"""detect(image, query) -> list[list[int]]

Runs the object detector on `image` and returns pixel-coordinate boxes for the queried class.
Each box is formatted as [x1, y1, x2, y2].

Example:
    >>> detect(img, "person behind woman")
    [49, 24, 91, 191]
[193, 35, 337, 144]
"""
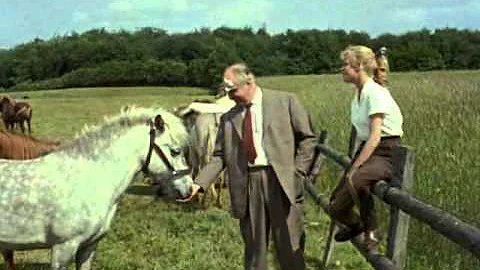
[329, 45, 403, 249]
[374, 47, 389, 87]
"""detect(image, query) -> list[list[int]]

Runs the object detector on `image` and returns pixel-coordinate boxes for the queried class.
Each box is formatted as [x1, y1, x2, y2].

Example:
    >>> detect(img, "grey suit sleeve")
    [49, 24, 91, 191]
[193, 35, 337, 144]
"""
[289, 95, 317, 176]
[194, 115, 226, 192]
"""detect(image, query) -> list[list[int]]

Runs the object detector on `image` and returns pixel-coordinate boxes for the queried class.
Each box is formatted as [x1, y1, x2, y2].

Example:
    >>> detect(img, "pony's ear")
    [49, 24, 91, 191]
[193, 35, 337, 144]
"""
[154, 114, 165, 132]
[146, 118, 154, 128]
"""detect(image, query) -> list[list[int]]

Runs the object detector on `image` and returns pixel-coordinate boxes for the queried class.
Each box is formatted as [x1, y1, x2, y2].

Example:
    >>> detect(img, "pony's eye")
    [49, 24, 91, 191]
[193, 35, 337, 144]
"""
[170, 148, 181, 157]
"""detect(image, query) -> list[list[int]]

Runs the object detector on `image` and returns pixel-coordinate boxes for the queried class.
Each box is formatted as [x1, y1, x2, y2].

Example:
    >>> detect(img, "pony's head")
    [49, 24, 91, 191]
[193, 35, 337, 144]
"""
[0, 96, 14, 106]
[131, 107, 193, 200]
[73, 106, 194, 200]
[0, 96, 15, 114]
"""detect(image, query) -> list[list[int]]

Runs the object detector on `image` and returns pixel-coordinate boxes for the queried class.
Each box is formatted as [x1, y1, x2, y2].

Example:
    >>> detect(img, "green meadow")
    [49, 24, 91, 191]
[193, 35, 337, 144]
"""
[2, 70, 479, 269]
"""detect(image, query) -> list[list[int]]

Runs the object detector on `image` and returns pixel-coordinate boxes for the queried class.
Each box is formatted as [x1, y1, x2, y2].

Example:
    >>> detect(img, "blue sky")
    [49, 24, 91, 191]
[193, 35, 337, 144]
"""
[1, 0, 479, 48]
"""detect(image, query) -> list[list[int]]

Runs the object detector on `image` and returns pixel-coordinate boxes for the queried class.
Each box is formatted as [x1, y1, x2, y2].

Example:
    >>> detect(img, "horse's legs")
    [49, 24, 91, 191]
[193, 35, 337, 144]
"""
[19, 123, 24, 134]
[75, 241, 99, 270]
[215, 173, 225, 208]
[74, 205, 117, 270]
[51, 240, 80, 270]
[28, 110, 32, 134]
[7, 121, 14, 132]
[27, 118, 31, 134]
[1, 250, 15, 270]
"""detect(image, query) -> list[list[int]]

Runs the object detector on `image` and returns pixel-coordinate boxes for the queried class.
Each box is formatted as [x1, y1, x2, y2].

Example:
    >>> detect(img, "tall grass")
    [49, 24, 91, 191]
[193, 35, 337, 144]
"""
[2, 71, 479, 269]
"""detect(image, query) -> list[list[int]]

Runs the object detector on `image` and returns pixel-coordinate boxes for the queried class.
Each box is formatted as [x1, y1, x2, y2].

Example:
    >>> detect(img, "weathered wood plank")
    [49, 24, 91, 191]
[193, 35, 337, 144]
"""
[322, 222, 337, 268]
[317, 144, 351, 169]
[304, 179, 329, 210]
[386, 146, 415, 269]
[307, 130, 329, 183]
[351, 237, 402, 270]
[320, 127, 356, 268]
[374, 181, 480, 258]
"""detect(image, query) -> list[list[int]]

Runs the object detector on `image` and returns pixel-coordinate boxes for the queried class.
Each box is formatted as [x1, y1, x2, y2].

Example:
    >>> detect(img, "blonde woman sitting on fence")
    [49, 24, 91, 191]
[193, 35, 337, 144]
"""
[329, 45, 404, 250]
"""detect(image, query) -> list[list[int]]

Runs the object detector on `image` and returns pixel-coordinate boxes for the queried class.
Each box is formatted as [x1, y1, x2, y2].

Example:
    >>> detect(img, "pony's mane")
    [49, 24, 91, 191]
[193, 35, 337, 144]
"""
[61, 105, 188, 156]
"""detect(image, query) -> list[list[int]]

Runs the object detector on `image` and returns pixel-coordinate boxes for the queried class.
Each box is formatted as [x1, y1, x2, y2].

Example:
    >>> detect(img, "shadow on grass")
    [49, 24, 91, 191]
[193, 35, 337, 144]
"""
[1, 262, 50, 270]
[306, 254, 325, 269]
[125, 184, 208, 213]
[125, 184, 158, 196]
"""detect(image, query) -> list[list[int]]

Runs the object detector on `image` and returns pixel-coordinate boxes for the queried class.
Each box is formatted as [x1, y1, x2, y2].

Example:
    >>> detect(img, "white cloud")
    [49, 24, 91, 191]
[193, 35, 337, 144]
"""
[108, 0, 190, 14]
[205, 0, 274, 28]
[163, 0, 189, 12]
[108, 0, 134, 12]
[72, 11, 89, 23]
[391, 6, 428, 25]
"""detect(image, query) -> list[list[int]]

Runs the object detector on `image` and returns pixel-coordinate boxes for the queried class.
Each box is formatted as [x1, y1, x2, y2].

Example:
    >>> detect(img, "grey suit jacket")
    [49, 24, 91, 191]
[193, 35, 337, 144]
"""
[195, 89, 317, 219]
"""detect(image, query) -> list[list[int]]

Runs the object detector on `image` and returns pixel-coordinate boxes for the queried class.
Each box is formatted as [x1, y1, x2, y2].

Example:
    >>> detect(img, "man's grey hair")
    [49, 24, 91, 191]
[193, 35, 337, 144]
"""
[228, 63, 255, 85]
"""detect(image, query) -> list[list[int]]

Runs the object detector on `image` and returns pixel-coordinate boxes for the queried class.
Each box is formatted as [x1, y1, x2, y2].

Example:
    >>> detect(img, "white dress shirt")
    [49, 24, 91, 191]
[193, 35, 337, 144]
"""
[248, 87, 269, 166]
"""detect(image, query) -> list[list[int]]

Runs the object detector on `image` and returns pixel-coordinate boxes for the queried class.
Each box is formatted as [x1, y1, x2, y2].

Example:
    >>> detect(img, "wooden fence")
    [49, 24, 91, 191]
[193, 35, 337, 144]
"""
[305, 131, 480, 270]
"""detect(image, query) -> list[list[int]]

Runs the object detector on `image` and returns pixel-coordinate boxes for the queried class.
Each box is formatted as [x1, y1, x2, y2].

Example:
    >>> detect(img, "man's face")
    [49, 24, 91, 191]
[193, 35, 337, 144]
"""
[223, 72, 250, 103]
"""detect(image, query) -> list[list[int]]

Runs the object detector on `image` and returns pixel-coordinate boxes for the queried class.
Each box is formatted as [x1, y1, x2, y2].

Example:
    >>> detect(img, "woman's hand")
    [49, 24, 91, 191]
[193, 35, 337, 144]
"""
[345, 166, 358, 182]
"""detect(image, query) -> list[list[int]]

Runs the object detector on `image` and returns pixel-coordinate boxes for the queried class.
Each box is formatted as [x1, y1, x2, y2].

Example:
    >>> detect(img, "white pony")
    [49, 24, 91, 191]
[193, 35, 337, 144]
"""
[176, 95, 235, 206]
[0, 106, 193, 270]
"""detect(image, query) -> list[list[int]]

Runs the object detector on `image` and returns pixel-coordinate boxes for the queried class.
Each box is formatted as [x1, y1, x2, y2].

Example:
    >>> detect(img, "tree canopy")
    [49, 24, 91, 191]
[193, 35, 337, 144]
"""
[1, 27, 479, 91]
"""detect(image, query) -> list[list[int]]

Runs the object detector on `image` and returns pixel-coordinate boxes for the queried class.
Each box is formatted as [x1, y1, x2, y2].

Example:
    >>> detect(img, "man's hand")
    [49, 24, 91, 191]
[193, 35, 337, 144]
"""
[176, 183, 202, 203]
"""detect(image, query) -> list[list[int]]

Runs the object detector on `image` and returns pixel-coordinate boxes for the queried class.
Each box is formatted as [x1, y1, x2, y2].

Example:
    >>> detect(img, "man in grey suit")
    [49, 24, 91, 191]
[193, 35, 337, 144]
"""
[179, 63, 317, 270]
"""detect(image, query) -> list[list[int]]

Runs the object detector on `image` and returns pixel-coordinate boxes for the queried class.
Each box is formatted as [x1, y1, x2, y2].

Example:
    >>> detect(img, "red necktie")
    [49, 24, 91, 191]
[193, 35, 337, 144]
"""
[243, 103, 257, 163]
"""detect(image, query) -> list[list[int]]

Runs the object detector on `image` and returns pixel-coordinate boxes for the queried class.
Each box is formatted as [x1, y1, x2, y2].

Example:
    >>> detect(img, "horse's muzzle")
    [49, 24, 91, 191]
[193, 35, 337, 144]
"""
[176, 185, 193, 200]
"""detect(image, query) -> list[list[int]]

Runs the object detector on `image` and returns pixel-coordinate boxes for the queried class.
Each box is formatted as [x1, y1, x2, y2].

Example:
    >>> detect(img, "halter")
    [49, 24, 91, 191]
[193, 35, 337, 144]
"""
[141, 117, 190, 181]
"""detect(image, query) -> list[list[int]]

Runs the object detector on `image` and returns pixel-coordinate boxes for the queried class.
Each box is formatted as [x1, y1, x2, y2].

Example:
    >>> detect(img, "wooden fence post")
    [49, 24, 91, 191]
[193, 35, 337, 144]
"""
[386, 146, 415, 269]
[321, 222, 338, 268]
[321, 127, 356, 268]
[308, 130, 329, 184]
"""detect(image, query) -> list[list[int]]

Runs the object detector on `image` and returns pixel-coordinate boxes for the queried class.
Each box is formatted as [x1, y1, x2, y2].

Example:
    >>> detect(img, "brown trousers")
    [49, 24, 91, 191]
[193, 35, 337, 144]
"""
[329, 138, 400, 231]
[239, 166, 305, 270]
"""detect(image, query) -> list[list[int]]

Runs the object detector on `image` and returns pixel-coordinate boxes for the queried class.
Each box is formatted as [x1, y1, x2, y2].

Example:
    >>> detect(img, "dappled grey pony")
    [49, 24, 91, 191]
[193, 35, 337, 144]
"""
[0, 106, 193, 270]
[177, 96, 235, 206]
[188, 112, 221, 178]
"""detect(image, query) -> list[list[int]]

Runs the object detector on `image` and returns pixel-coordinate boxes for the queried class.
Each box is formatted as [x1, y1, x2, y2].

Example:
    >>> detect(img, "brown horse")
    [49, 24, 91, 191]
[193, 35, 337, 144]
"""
[0, 130, 60, 270]
[0, 97, 33, 134]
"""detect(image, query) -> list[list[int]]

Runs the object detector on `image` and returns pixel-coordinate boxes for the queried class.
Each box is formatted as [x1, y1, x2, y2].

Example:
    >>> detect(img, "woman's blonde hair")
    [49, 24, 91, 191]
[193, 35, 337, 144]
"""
[340, 45, 377, 76]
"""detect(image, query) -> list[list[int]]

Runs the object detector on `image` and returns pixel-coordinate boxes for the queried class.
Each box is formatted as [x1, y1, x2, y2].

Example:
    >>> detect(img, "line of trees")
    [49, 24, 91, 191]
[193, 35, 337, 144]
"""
[1, 27, 479, 91]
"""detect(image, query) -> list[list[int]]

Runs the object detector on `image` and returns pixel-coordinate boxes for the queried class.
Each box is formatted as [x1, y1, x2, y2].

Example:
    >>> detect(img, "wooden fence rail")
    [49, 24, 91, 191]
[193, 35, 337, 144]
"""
[373, 181, 480, 258]
[307, 137, 480, 269]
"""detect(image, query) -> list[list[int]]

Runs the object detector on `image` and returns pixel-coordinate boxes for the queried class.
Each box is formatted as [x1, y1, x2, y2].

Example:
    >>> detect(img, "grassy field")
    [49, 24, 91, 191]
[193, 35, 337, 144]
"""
[1, 70, 479, 269]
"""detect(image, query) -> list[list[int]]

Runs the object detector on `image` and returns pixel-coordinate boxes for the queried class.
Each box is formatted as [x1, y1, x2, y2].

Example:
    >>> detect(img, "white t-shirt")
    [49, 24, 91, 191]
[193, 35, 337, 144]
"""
[351, 78, 403, 141]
